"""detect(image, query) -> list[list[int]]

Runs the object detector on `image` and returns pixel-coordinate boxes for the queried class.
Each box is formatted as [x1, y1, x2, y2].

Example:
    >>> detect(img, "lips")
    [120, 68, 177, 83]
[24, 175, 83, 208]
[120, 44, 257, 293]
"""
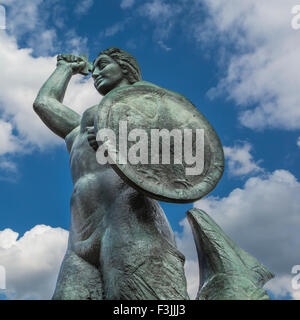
[95, 76, 103, 87]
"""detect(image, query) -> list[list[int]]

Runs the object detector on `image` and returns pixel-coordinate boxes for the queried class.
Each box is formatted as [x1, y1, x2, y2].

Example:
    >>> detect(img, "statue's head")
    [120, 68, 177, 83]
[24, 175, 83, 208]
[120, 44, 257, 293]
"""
[92, 47, 142, 95]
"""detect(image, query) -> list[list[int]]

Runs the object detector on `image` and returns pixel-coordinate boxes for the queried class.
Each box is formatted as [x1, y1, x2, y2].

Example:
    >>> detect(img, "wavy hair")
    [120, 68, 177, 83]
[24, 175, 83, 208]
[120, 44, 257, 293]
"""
[96, 47, 142, 84]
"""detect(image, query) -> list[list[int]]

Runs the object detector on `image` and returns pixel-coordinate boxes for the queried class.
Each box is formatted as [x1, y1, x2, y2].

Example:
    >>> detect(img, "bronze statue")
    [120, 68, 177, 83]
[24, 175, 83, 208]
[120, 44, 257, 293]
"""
[33, 47, 273, 300]
[34, 48, 189, 299]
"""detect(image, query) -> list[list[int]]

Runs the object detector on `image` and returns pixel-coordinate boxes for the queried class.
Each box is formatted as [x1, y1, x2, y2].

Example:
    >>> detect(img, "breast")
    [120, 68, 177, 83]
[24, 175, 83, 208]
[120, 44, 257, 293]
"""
[69, 132, 130, 216]
[69, 131, 102, 181]
[80, 104, 98, 133]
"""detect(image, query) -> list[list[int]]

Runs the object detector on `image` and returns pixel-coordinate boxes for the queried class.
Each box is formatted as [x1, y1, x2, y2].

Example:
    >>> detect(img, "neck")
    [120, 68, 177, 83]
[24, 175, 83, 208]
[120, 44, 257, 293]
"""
[115, 78, 130, 89]
[101, 78, 131, 96]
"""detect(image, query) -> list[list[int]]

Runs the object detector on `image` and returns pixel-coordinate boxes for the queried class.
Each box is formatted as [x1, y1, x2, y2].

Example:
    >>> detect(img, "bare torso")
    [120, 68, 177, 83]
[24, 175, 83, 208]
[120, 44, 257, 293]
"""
[65, 105, 181, 270]
[34, 56, 188, 299]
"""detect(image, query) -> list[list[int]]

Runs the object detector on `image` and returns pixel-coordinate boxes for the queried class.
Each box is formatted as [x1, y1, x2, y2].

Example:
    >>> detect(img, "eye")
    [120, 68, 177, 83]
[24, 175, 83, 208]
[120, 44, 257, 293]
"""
[99, 63, 107, 69]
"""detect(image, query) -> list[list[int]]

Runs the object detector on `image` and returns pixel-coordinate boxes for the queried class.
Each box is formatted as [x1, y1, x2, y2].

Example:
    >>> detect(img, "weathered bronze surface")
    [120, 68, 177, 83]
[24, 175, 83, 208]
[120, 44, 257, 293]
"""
[33, 47, 273, 300]
[187, 209, 274, 300]
[33, 49, 189, 300]
[95, 83, 224, 203]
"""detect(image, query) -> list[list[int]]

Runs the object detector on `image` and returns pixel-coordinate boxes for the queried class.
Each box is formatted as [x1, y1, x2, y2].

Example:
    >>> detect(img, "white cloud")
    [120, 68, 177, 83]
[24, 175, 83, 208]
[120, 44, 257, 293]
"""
[140, 0, 174, 21]
[190, 169, 300, 299]
[297, 137, 300, 148]
[0, 120, 22, 155]
[2, 0, 43, 37]
[2, 0, 60, 56]
[0, 160, 16, 172]
[292, 290, 300, 300]
[121, 0, 135, 9]
[201, 0, 300, 130]
[0, 229, 18, 249]
[64, 77, 101, 115]
[63, 30, 89, 56]
[104, 22, 127, 37]
[176, 169, 300, 299]
[0, 32, 56, 146]
[0, 31, 100, 156]
[28, 29, 58, 57]
[264, 274, 295, 299]
[2, 1, 90, 56]
[138, 0, 182, 40]
[0, 225, 68, 299]
[0, 120, 19, 178]
[0, 5, 5, 30]
[75, 0, 94, 16]
[224, 142, 262, 176]
[157, 40, 171, 51]
[0, 2, 100, 166]
[0, 2, 99, 176]
[175, 218, 199, 299]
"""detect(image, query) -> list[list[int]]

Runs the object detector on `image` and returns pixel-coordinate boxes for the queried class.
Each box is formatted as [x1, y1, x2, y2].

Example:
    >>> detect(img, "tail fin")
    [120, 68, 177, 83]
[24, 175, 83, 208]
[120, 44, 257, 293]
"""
[187, 208, 274, 300]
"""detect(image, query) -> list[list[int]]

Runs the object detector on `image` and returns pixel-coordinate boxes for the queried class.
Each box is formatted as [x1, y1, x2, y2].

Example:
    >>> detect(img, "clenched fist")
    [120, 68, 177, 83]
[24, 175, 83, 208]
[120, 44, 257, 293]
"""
[57, 54, 92, 76]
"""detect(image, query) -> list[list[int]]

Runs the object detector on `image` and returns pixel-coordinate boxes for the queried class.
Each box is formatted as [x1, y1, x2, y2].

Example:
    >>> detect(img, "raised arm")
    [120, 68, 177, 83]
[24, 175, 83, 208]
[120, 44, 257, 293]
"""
[33, 55, 88, 139]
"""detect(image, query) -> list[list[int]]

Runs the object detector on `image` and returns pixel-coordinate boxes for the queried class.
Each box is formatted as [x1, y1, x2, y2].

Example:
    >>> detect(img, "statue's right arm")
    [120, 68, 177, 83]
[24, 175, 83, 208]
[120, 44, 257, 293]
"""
[33, 60, 82, 139]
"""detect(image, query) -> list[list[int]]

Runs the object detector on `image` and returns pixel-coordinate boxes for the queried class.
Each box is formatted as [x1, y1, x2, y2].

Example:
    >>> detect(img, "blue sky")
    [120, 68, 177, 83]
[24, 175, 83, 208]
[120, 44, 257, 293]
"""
[0, 0, 300, 300]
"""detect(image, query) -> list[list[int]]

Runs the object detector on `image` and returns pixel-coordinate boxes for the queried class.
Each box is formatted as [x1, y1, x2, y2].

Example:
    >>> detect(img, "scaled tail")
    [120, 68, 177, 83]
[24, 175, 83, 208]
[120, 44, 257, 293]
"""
[187, 208, 274, 300]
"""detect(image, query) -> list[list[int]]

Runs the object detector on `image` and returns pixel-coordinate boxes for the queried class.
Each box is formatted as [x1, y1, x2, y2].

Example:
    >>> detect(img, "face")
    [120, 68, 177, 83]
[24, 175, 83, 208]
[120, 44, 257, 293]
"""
[92, 54, 128, 95]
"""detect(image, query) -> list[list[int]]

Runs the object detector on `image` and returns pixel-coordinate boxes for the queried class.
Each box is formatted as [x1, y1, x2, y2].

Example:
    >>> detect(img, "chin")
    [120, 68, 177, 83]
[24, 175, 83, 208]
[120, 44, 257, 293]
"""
[94, 84, 106, 96]
[99, 85, 113, 96]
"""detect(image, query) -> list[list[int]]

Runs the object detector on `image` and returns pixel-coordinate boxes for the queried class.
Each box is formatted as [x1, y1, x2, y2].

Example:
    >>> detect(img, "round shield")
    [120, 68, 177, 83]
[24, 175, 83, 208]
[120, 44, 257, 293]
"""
[95, 83, 224, 203]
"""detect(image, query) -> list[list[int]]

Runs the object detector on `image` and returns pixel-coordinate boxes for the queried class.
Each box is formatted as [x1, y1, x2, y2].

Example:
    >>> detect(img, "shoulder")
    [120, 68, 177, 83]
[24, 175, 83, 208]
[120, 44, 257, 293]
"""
[64, 104, 99, 153]
[132, 80, 177, 96]
[132, 80, 163, 89]
[133, 80, 186, 100]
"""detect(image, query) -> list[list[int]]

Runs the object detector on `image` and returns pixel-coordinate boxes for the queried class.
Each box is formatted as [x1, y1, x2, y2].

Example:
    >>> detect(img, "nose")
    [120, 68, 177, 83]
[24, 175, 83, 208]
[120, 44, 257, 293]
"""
[92, 67, 100, 79]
